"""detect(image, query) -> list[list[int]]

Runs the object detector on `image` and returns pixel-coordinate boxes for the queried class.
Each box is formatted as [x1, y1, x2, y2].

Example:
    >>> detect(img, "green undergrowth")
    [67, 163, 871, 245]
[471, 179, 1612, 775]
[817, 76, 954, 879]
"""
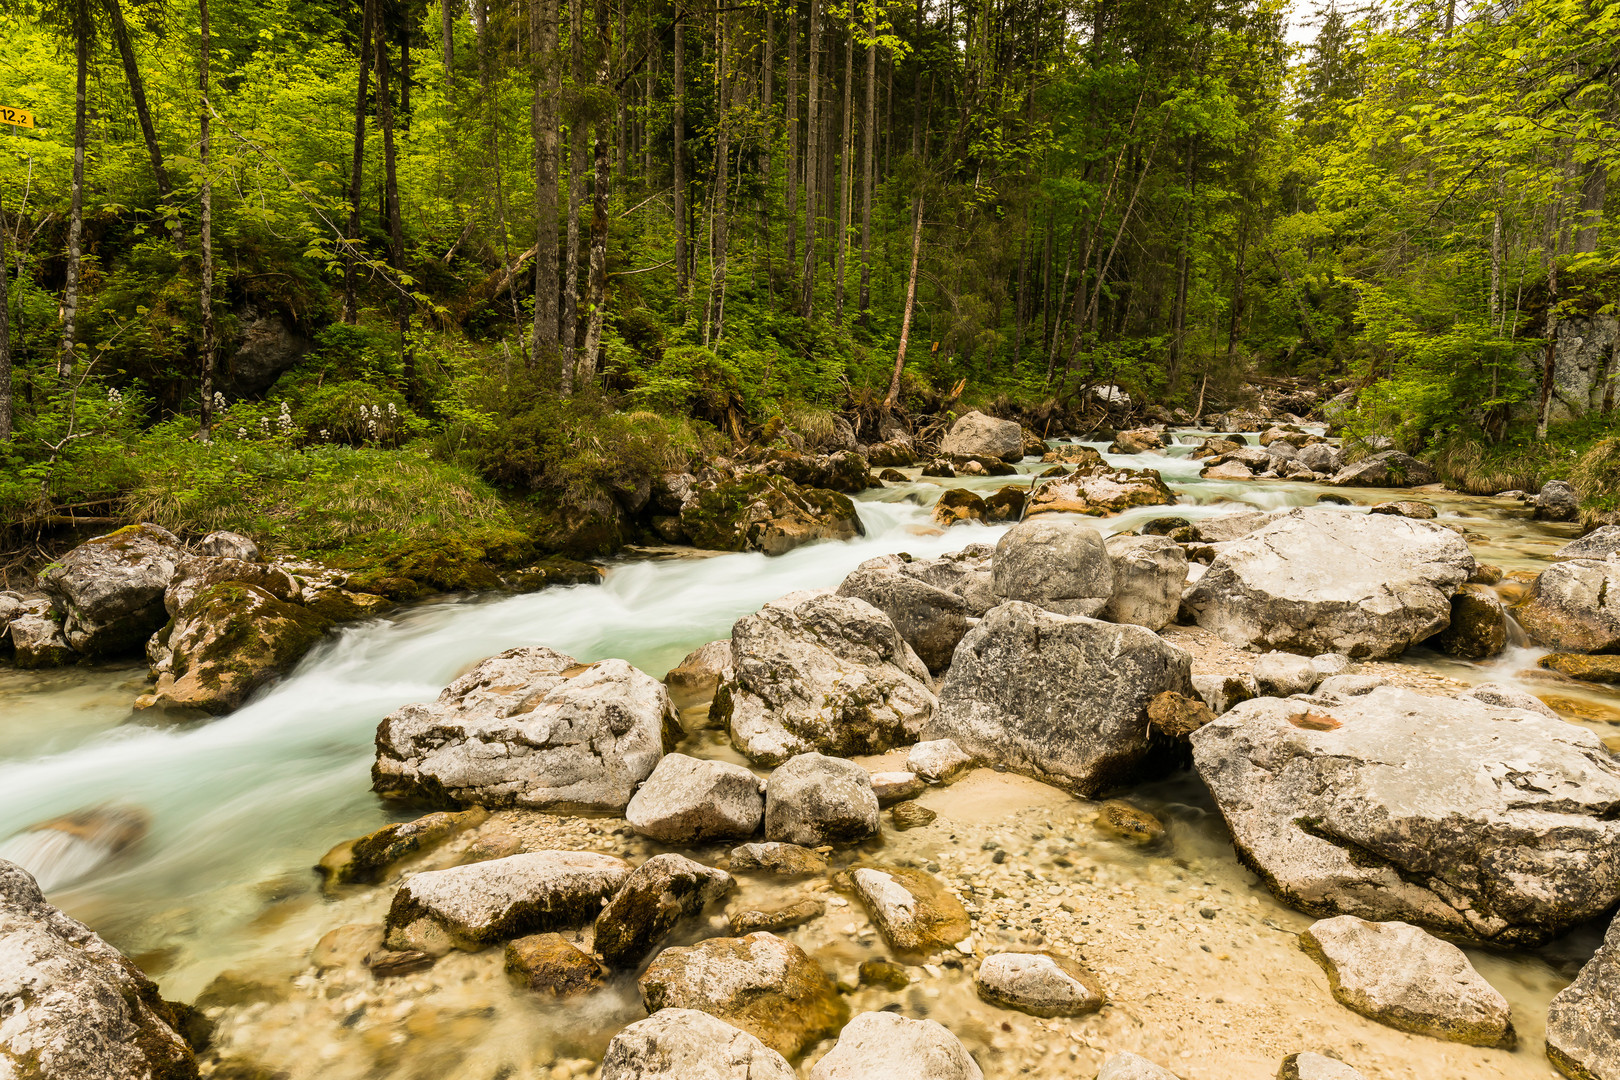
[1422, 418, 1620, 511]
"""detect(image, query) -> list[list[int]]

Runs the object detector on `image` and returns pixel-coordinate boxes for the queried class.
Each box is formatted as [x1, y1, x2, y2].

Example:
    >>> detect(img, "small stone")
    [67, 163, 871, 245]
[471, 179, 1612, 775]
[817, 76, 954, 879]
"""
[505, 933, 601, 995]
[364, 949, 436, 978]
[974, 951, 1104, 1017]
[1095, 1052, 1182, 1079]
[870, 771, 926, 806]
[891, 802, 937, 831]
[600, 1008, 794, 1080]
[764, 753, 880, 847]
[1369, 501, 1436, 520]
[1146, 690, 1216, 738]
[807, 1011, 983, 1080]
[1277, 1052, 1366, 1080]
[311, 924, 383, 970]
[907, 739, 974, 784]
[858, 959, 910, 990]
[1095, 801, 1165, 845]
[849, 866, 971, 954]
[729, 842, 828, 877]
[728, 897, 826, 935]
[1253, 651, 1321, 696]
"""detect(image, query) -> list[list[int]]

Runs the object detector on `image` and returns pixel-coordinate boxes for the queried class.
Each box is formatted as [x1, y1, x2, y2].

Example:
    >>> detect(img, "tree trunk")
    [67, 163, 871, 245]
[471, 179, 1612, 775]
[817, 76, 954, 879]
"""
[834, 18, 852, 320]
[0, 189, 10, 442]
[59, 4, 89, 379]
[400, 26, 411, 122]
[562, 0, 587, 388]
[533, 0, 562, 371]
[375, 21, 412, 397]
[198, 0, 215, 439]
[443, 0, 454, 95]
[884, 195, 924, 409]
[706, 11, 731, 342]
[799, 0, 821, 318]
[343, 0, 376, 325]
[673, 15, 688, 300]
[760, 5, 773, 291]
[858, 10, 875, 319]
[106, 0, 176, 233]
[785, 0, 799, 272]
[580, 0, 613, 378]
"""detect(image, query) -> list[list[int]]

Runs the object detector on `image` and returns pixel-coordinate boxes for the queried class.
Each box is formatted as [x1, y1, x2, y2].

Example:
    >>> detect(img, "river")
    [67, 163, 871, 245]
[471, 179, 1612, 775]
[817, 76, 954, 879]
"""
[0, 433, 1597, 1079]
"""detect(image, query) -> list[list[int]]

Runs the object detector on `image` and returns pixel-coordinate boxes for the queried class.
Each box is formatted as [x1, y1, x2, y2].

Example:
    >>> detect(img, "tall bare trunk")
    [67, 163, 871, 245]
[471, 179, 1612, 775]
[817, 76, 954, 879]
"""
[580, 0, 613, 377]
[673, 16, 689, 300]
[59, 5, 88, 380]
[442, 0, 454, 96]
[858, 9, 875, 319]
[759, 5, 773, 290]
[785, 0, 799, 272]
[833, 19, 852, 320]
[107, 0, 176, 235]
[708, 13, 731, 342]
[198, 0, 215, 439]
[799, 0, 822, 318]
[884, 195, 924, 409]
[0, 189, 11, 441]
[534, 0, 562, 371]
[562, 0, 587, 388]
[343, 0, 376, 325]
[376, 21, 412, 398]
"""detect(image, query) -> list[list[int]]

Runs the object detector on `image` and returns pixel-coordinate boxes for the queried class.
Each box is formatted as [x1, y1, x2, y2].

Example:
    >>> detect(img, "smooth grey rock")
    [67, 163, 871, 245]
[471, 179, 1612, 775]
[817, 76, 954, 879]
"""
[384, 851, 630, 953]
[1254, 651, 1321, 696]
[1315, 674, 1387, 699]
[0, 860, 196, 1080]
[1191, 685, 1620, 945]
[39, 523, 182, 657]
[594, 854, 732, 968]
[199, 530, 262, 561]
[870, 771, 926, 805]
[1554, 526, 1620, 563]
[1311, 653, 1353, 679]
[907, 739, 973, 784]
[1517, 559, 1620, 653]
[1278, 1053, 1365, 1080]
[1463, 682, 1558, 719]
[941, 410, 1024, 463]
[714, 594, 936, 766]
[974, 951, 1104, 1017]
[1536, 479, 1581, 522]
[1298, 443, 1344, 474]
[639, 932, 847, 1060]
[991, 519, 1115, 617]
[837, 565, 970, 673]
[600, 1009, 795, 1080]
[1299, 915, 1513, 1046]
[9, 613, 74, 668]
[808, 1011, 984, 1080]
[764, 753, 880, 846]
[626, 754, 764, 844]
[1191, 672, 1256, 715]
[1096, 1053, 1182, 1080]
[665, 639, 734, 704]
[1328, 450, 1438, 488]
[1101, 534, 1187, 631]
[1190, 510, 1284, 543]
[927, 602, 1193, 796]
[1547, 909, 1620, 1080]
[373, 647, 680, 812]
[863, 546, 998, 617]
[1181, 508, 1475, 659]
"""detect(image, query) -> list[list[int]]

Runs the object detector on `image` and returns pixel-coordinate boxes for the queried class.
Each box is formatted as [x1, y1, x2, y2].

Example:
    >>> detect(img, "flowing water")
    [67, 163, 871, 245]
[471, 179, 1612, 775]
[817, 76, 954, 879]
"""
[0, 433, 1603, 1079]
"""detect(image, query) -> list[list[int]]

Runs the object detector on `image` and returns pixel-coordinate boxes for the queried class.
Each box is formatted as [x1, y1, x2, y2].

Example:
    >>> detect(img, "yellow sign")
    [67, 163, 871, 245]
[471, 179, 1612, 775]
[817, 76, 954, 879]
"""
[0, 107, 34, 128]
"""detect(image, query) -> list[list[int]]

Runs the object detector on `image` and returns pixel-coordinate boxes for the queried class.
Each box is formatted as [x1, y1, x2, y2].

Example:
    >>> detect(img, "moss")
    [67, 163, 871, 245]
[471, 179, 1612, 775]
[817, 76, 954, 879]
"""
[336, 530, 532, 599]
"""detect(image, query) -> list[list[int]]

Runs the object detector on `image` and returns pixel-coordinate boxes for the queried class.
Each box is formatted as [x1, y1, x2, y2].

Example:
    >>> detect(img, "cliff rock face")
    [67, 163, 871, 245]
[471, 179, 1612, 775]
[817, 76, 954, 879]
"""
[1543, 314, 1620, 421]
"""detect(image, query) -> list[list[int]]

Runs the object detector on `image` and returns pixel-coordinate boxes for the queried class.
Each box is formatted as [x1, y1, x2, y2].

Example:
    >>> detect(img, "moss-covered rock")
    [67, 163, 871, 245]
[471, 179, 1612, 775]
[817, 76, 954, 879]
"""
[503, 557, 604, 593]
[932, 488, 986, 527]
[39, 523, 184, 658]
[1540, 653, 1620, 684]
[1430, 584, 1508, 660]
[315, 808, 489, 893]
[679, 475, 863, 555]
[1025, 467, 1176, 517]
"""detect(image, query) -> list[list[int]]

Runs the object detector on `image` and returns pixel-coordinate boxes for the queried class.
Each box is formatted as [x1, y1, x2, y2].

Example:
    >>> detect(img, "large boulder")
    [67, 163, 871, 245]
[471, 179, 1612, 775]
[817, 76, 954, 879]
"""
[1297, 443, 1344, 474]
[1100, 534, 1186, 631]
[638, 932, 847, 1059]
[679, 475, 864, 555]
[10, 612, 74, 668]
[1516, 559, 1620, 653]
[991, 518, 1116, 617]
[941, 411, 1025, 463]
[0, 860, 198, 1080]
[1547, 910, 1620, 1080]
[39, 523, 183, 657]
[163, 555, 298, 616]
[137, 583, 328, 715]
[1299, 915, 1513, 1047]
[600, 1009, 795, 1080]
[1536, 479, 1581, 522]
[625, 754, 764, 844]
[1328, 450, 1438, 488]
[764, 753, 880, 846]
[594, 854, 732, 968]
[1554, 526, 1620, 562]
[1189, 510, 1285, 544]
[836, 566, 969, 674]
[384, 850, 630, 953]
[861, 546, 997, 616]
[808, 1012, 983, 1080]
[373, 647, 681, 811]
[713, 594, 936, 766]
[926, 602, 1193, 796]
[848, 865, 971, 954]
[1190, 685, 1620, 945]
[1024, 468, 1175, 517]
[1180, 509, 1475, 659]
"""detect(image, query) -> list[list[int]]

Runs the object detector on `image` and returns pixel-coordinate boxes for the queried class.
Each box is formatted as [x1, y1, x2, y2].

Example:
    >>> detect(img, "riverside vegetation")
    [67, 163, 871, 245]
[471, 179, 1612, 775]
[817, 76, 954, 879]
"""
[3, 0, 1620, 1076]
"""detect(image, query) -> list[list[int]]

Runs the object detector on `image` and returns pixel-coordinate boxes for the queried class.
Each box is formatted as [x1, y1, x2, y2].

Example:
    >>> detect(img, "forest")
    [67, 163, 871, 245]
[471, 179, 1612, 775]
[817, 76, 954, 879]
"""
[0, 0, 1616, 570]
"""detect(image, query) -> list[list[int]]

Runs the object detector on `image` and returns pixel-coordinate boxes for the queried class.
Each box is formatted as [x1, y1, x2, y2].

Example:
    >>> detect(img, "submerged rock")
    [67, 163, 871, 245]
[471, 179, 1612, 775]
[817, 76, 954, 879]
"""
[836, 565, 969, 674]
[504, 933, 601, 996]
[808, 1011, 984, 1080]
[849, 865, 971, 954]
[638, 932, 847, 1059]
[316, 807, 489, 891]
[1546, 910, 1620, 1080]
[1517, 559, 1620, 653]
[594, 853, 732, 968]
[1191, 685, 1620, 945]
[975, 951, 1105, 1017]
[625, 754, 764, 845]
[1095, 1052, 1182, 1079]
[927, 602, 1193, 796]
[1095, 801, 1165, 845]
[764, 753, 880, 846]
[0, 859, 197, 1080]
[40, 523, 183, 657]
[1277, 1054, 1365, 1080]
[714, 593, 936, 766]
[1541, 653, 1620, 685]
[384, 850, 630, 953]
[729, 842, 828, 877]
[1299, 915, 1513, 1047]
[600, 1009, 795, 1080]
[728, 896, 825, 934]
[373, 647, 680, 812]
[1181, 508, 1475, 659]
